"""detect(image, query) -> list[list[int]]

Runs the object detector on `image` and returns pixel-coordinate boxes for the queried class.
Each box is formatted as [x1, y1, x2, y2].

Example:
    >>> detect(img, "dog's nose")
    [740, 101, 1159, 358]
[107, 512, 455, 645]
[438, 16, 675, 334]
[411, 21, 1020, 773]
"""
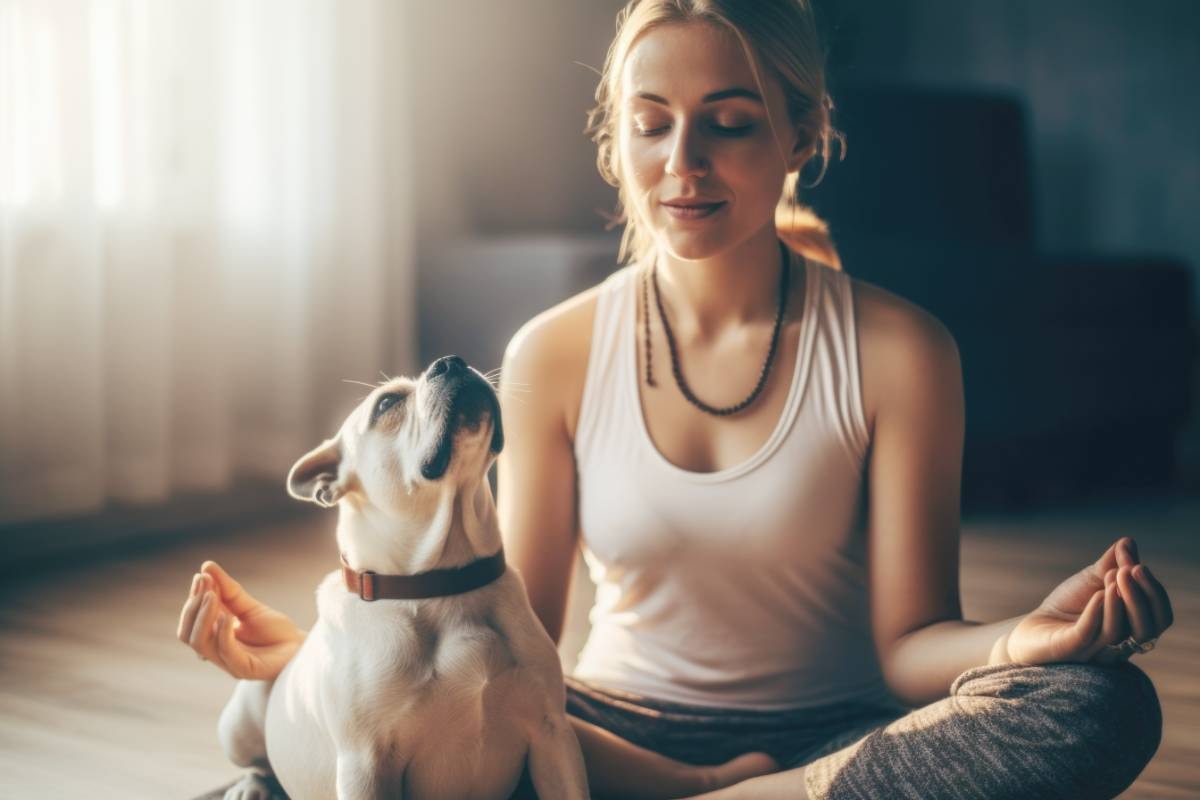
[428, 355, 467, 379]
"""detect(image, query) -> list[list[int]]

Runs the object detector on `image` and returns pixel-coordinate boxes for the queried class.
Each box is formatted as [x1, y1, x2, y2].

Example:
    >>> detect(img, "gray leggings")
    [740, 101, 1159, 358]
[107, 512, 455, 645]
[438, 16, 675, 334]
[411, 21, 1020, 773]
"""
[565, 662, 1162, 799]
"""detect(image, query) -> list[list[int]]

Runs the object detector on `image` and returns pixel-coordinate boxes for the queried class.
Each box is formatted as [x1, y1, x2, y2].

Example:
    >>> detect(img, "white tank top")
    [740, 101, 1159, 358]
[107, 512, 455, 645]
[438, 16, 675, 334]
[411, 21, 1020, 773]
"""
[570, 251, 891, 711]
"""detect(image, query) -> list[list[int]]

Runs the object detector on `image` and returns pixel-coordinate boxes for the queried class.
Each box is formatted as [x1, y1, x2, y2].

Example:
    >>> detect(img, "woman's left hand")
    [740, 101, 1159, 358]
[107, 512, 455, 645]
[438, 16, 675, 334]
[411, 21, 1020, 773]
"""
[1004, 537, 1173, 666]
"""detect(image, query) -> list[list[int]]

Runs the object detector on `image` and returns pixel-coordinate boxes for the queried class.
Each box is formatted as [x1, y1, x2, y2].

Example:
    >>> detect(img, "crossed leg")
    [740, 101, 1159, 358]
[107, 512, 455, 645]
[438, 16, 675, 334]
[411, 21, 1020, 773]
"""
[685, 662, 1162, 800]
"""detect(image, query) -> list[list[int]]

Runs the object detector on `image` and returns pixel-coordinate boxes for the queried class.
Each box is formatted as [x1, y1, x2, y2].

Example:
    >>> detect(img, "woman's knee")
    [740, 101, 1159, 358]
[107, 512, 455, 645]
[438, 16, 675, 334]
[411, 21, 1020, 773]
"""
[956, 661, 1162, 796]
[1081, 662, 1158, 734]
[1022, 662, 1159, 748]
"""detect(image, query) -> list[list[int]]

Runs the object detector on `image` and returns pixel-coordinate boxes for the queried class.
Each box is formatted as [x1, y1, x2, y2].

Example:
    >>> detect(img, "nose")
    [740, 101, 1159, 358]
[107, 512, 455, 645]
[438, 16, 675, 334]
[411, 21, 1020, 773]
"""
[428, 354, 467, 379]
[665, 122, 708, 179]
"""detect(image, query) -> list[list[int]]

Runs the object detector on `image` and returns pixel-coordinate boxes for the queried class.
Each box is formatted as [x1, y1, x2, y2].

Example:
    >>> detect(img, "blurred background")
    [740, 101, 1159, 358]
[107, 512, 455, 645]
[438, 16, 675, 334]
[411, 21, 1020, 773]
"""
[2, 0, 1198, 544]
[1, 1, 1197, 797]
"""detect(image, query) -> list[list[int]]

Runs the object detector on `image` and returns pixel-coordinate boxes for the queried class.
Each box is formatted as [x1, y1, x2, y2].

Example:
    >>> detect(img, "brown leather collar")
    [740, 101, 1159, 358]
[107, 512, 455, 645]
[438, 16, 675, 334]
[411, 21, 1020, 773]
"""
[341, 549, 506, 601]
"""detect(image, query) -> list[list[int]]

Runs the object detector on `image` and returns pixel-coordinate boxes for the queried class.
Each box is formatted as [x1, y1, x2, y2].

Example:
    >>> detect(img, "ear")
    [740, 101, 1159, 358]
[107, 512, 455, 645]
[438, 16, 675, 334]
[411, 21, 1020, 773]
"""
[287, 437, 347, 507]
[786, 126, 817, 174]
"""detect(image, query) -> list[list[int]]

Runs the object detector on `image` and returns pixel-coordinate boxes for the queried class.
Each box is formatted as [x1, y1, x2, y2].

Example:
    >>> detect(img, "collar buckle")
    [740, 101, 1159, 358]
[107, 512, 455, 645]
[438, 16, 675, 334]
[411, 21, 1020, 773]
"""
[358, 570, 377, 602]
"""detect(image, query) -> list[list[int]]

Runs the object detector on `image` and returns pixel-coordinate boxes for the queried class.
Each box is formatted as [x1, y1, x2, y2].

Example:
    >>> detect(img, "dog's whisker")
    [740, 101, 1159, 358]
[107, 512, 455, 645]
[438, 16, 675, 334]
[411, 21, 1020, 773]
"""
[497, 392, 530, 406]
[342, 379, 379, 390]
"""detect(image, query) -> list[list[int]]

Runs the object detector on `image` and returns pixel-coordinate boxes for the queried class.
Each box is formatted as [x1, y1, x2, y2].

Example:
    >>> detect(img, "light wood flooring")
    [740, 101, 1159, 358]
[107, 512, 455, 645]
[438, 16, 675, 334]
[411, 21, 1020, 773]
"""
[1, 491, 1198, 799]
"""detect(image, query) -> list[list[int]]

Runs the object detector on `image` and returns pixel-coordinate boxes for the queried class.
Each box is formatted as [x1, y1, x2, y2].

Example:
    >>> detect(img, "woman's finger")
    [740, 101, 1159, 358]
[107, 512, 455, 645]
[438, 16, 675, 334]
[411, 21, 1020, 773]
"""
[1068, 589, 1105, 652]
[176, 573, 206, 643]
[213, 610, 242, 677]
[1091, 541, 1121, 582]
[201, 561, 262, 617]
[1133, 564, 1174, 634]
[1099, 578, 1129, 648]
[1084, 579, 1129, 664]
[1114, 537, 1139, 569]
[188, 590, 222, 661]
[1116, 566, 1154, 644]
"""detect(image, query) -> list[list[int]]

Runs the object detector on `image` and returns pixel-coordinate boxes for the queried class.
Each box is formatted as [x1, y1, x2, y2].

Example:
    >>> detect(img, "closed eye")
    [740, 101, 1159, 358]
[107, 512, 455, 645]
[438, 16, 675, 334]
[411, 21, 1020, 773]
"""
[633, 122, 755, 138]
[711, 123, 754, 137]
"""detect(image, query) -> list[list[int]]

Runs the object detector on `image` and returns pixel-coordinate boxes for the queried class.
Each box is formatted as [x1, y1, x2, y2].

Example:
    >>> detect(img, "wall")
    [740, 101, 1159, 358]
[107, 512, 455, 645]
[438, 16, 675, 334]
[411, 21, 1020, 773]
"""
[403, 0, 624, 242]
[820, 0, 1200, 479]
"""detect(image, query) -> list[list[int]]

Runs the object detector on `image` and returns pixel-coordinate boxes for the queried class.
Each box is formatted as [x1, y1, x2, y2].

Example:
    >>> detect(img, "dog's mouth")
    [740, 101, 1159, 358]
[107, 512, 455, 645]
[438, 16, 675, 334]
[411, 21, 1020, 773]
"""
[419, 365, 503, 482]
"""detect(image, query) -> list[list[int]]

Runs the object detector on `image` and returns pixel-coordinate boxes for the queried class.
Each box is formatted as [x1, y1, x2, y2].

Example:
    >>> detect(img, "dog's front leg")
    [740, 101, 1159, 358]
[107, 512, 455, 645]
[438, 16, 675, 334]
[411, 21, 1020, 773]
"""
[527, 712, 590, 800]
[217, 679, 278, 800]
[335, 749, 405, 800]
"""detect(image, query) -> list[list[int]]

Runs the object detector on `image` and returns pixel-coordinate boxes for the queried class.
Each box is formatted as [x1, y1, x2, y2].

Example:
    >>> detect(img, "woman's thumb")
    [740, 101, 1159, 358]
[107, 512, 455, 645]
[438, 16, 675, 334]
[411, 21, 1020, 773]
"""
[216, 610, 252, 679]
[200, 561, 260, 616]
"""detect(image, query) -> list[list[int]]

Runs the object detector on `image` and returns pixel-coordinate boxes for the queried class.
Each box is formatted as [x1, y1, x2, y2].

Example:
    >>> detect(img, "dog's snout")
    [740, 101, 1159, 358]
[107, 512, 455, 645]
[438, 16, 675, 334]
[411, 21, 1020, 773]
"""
[428, 355, 467, 379]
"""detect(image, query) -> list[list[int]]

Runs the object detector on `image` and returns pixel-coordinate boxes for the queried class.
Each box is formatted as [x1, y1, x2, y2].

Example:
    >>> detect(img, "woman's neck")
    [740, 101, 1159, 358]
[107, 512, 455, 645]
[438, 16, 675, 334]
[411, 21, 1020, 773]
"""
[654, 224, 786, 339]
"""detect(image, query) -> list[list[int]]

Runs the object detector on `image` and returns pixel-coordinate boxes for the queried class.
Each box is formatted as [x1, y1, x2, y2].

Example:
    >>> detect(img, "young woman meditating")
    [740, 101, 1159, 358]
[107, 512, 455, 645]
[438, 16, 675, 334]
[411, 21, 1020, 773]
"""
[179, 2, 1171, 797]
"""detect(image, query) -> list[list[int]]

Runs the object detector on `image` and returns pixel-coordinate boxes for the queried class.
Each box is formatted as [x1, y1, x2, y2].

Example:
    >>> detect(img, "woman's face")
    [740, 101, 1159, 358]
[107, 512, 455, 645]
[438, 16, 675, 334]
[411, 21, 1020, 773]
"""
[619, 21, 806, 261]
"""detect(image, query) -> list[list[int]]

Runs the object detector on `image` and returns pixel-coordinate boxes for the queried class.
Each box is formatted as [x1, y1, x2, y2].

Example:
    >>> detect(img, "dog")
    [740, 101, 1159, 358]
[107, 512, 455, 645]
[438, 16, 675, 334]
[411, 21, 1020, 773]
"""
[216, 355, 589, 799]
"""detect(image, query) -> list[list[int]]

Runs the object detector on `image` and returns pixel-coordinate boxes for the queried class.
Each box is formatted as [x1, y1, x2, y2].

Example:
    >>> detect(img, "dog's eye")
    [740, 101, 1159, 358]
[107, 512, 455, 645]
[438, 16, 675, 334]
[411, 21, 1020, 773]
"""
[373, 392, 406, 420]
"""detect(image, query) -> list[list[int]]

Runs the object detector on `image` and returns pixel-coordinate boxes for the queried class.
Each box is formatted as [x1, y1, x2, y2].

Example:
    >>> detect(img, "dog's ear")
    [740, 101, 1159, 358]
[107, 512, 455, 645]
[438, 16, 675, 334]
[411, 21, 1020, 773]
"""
[287, 437, 347, 507]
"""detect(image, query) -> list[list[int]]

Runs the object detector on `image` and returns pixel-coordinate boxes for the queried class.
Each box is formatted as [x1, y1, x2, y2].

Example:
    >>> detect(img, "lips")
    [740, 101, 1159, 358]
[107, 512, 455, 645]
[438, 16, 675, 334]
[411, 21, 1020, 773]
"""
[661, 200, 726, 220]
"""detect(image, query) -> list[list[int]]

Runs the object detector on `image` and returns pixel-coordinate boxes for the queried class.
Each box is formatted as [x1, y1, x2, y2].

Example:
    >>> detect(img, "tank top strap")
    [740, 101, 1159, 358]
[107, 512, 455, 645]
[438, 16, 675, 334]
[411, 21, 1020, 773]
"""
[812, 264, 871, 464]
[574, 266, 636, 459]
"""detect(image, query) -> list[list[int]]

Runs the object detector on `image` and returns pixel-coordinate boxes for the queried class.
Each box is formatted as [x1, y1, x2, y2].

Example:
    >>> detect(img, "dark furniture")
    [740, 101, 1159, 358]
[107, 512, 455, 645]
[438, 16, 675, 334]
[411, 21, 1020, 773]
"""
[807, 85, 1196, 511]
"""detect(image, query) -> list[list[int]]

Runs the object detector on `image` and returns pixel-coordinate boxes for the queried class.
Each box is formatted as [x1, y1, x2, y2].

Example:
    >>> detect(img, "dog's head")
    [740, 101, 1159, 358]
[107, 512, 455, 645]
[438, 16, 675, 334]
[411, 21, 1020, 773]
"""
[286, 355, 504, 513]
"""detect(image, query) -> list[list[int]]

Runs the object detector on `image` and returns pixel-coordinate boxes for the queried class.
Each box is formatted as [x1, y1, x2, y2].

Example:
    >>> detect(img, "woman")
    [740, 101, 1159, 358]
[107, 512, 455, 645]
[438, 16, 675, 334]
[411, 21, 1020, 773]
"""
[180, 2, 1172, 798]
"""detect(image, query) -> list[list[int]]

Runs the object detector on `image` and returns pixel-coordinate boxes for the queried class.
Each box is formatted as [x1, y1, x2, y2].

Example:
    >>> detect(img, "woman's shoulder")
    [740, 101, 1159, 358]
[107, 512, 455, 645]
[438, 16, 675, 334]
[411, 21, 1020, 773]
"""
[848, 274, 953, 342]
[502, 267, 633, 437]
[848, 274, 961, 435]
[503, 271, 616, 369]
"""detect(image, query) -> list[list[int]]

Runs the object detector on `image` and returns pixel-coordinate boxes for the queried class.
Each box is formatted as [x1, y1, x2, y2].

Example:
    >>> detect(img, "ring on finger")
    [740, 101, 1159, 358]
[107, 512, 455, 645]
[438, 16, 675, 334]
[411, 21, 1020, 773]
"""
[1101, 634, 1157, 660]
[1132, 636, 1157, 653]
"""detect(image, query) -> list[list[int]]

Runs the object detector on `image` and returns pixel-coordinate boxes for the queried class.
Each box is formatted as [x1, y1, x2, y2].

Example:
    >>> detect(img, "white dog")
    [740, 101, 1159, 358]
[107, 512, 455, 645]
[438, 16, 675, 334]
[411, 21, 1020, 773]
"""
[216, 355, 589, 800]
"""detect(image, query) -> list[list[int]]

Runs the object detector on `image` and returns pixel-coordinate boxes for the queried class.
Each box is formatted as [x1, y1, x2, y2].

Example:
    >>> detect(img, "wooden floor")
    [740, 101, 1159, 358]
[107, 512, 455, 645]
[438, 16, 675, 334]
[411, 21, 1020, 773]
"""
[1, 491, 1198, 799]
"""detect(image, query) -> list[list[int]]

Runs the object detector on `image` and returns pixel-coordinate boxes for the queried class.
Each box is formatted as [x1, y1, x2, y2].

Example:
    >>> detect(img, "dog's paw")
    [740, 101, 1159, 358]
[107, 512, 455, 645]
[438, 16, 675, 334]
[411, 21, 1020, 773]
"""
[222, 772, 279, 800]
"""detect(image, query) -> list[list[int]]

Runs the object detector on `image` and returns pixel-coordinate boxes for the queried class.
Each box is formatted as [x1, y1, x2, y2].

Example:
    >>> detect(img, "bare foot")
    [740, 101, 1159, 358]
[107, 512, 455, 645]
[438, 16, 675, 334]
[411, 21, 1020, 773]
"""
[691, 752, 780, 795]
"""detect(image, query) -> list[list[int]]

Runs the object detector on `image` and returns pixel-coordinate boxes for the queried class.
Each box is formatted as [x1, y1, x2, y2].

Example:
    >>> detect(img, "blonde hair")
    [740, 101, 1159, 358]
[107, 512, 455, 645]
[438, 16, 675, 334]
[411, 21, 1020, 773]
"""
[586, 0, 845, 269]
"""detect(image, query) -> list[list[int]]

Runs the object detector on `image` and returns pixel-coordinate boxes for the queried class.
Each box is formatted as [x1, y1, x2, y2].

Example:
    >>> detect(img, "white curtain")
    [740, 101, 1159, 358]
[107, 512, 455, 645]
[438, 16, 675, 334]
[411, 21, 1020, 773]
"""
[0, 0, 416, 524]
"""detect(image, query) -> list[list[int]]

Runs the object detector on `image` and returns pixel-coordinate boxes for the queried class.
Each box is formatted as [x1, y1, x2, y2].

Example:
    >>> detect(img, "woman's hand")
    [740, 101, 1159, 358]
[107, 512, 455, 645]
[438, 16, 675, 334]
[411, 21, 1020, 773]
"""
[176, 560, 307, 681]
[1005, 537, 1173, 666]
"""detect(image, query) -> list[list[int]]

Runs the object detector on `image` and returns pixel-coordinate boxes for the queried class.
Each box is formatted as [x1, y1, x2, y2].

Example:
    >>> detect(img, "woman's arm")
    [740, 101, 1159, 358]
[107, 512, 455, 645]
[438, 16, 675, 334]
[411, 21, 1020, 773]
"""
[859, 288, 1173, 708]
[859, 291, 980, 707]
[497, 296, 596, 644]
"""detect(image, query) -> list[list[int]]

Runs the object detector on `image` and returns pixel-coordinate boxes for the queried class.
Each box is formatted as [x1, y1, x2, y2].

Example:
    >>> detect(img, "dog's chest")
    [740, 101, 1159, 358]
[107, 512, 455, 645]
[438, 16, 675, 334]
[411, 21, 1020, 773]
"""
[269, 576, 547, 799]
[316, 576, 523, 714]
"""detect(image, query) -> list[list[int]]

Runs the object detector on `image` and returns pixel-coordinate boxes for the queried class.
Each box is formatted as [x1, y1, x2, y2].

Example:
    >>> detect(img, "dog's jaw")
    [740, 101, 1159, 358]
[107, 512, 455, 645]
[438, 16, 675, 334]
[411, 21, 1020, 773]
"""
[418, 371, 503, 483]
[336, 471, 502, 577]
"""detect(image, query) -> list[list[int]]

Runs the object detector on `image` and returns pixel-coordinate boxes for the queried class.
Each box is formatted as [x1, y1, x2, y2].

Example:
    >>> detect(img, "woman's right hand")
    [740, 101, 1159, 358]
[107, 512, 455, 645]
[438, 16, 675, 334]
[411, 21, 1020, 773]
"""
[176, 560, 307, 681]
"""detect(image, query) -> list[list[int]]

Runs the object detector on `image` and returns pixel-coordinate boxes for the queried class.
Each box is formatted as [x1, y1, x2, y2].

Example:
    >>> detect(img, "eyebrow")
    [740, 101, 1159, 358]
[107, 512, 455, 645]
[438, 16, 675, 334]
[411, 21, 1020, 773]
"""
[634, 87, 763, 105]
